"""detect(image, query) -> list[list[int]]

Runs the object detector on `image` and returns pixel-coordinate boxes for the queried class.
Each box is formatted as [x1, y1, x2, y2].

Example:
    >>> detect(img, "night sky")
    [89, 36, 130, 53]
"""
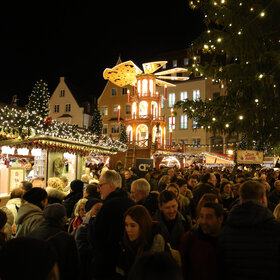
[0, 0, 205, 106]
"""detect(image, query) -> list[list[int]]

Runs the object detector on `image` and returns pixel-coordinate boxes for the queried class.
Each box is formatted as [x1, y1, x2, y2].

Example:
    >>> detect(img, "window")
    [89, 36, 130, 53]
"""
[193, 119, 197, 128]
[142, 79, 148, 94]
[101, 106, 108, 116]
[125, 104, 131, 115]
[180, 115, 188, 129]
[182, 139, 188, 145]
[184, 58, 189, 65]
[65, 104, 71, 112]
[102, 124, 108, 135]
[173, 60, 177, 67]
[168, 116, 176, 130]
[180, 91, 188, 101]
[122, 88, 127, 95]
[112, 88, 117, 96]
[60, 89, 65, 97]
[161, 93, 164, 108]
[193, 90, 200, 101]
[168, 93, 175, 107]
[162, 64, 167, 69]
[113, 105, 118, 116]
[54, 104, 60, 113]
[111, 124, 119, 134]
[192, 138, 201, 146]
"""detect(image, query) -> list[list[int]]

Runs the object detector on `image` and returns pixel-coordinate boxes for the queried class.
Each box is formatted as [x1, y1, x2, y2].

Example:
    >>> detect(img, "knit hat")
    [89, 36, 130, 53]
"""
[85, 198, 101, 213]
[0, 209, 7, 230]
[22, 188, 47, 205]
[70, 179, 84, 193]
[0, 237, 57, 280]
[43, 203, 67, 221]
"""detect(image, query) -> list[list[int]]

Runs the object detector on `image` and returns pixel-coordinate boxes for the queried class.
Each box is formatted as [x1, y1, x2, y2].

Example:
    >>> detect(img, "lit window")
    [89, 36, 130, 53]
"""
[193, 90, 200, 101]
[184, 58, 189, 65]
[173, 60, 177, 67]
[169, 93, 176, 107]
[180, 91, 188, 101]
[139, 101, 148, 117]
[113, 105, 118, 116]
[149, 79, 154, 95]
[168, 116, 176, 130]
[193, 120, 197, 128]
[180, 115, 188, 129]
[101, 106, 108, 116]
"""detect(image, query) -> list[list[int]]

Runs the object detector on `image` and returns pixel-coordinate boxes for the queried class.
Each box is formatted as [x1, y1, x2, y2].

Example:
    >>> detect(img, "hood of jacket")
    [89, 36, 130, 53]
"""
[227, 200, 274, 228]
[15, 202, 43, 224]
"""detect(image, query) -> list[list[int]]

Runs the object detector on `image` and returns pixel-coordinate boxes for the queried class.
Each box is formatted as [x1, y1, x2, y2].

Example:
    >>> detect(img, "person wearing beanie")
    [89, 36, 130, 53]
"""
[29, 203, 80, 280]
[15, 188, 47, 238]
[0, 237, 59, 280]
[62, 179, 84, 218]
[0, 209, 7, 249]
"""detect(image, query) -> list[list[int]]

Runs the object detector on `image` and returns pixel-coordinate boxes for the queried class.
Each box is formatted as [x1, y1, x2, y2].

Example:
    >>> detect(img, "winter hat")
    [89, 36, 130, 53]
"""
[70, 179, 84, 193]
[0, 237, 57, 280]
[43, 203, 67, 221]
[22, 188, 47, 205]
[85, 198, 101, 213]
[0, 209, 7, 230]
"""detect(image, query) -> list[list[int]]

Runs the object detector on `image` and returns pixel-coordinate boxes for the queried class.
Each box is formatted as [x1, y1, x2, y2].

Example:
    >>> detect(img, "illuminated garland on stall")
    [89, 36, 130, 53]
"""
[0, 106, 127, 155]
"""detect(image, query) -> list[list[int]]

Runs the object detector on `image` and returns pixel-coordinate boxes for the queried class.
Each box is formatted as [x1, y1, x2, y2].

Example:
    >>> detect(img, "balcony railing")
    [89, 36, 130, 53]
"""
[130, 91, 161, 99]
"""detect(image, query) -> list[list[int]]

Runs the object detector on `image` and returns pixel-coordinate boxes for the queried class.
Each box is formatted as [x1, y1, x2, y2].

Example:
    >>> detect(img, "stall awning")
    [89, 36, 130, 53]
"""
[0, 135, 116, 156]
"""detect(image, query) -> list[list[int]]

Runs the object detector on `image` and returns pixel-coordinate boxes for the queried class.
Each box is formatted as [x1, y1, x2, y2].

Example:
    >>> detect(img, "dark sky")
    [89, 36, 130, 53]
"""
[0, 0, 204, 106]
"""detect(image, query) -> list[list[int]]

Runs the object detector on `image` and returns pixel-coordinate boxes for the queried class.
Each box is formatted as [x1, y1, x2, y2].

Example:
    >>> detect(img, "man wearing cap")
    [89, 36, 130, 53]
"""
[15, 187, 48, 237]
[29, 203, 80, 280]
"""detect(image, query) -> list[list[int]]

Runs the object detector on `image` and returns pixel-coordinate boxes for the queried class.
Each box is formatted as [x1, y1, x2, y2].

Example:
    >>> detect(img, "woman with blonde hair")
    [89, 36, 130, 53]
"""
[46, 177, 67, 204]
[273, 203, 280, 220]
[68, 198, 87, 235]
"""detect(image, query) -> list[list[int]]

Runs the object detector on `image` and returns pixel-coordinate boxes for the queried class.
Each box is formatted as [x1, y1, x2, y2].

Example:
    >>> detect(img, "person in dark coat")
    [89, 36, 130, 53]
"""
[130, 178, 159, 217]
[180, 202, 224, 280]
[29, 203, 80, 280]
[89, 170, 135, 280]
[268, 180, 280, 209]
[62, 179, 84, 218]
[218, 180, 280, 280]
[153, 190, 190, 250]
[0, 209, 7, 249]
[74, 198, 102, 280]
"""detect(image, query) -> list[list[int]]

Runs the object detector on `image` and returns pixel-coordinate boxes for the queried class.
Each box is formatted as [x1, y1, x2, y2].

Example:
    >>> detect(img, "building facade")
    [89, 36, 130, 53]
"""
[49, 77, 93, 128]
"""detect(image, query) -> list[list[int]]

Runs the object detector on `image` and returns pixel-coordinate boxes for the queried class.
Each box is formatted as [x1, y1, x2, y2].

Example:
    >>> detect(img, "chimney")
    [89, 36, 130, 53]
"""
[60, 77, 65, 83]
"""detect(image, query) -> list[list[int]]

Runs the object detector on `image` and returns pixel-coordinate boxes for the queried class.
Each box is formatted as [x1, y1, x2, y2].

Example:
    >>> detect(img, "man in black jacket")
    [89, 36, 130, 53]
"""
[89, 170, 135, 280]
[218, 180, 280, 280]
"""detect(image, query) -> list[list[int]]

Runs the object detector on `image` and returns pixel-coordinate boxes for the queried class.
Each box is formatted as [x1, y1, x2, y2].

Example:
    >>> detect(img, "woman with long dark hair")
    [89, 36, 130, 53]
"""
[116, 205, 166, 279]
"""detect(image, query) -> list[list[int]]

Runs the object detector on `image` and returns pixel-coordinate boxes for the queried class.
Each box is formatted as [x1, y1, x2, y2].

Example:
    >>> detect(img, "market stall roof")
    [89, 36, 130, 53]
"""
[0, 134, 118, 156]
[203, 152, 234, 165]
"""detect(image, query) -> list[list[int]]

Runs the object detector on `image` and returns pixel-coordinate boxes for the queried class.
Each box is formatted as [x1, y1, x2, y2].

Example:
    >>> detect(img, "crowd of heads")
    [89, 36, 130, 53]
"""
[1, 163, 280, 279]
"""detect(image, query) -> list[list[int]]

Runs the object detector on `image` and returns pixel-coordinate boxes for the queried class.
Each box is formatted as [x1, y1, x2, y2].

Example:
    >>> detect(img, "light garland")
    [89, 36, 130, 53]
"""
[0, 106, 127, 154]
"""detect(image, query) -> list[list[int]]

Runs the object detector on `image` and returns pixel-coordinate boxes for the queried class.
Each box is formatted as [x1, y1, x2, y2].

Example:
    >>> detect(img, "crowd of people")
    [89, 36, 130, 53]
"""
[1, 164, 280, 280]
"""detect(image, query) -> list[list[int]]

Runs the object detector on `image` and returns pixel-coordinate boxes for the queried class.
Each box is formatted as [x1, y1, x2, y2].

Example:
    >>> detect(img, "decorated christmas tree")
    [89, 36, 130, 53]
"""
[176, 0, 280, 153]
[90, 108, 103, 137]
[27, 79, 50, 120]
[119, 123, 128, 144]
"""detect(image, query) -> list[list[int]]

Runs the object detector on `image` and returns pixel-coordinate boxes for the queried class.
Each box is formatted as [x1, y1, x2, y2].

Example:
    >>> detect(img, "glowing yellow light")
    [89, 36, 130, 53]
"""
[212, 117, 216, 121]
[255, 99, 259, 103]
[260, 11, 265, 17]
[239, 115, 244, 120]
[225, 124, 229, 128]
[203, 44, 209, 49]
[259, 74, 263, 79]
[217, 38, 222, 43]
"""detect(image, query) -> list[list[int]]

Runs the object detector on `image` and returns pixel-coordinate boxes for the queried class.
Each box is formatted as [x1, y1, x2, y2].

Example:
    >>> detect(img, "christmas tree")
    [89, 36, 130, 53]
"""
[27, 79, 50, 120]
[90, 108, 103, 137]
[176, 0, 280, 152]
[119, 123, 128, 144]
